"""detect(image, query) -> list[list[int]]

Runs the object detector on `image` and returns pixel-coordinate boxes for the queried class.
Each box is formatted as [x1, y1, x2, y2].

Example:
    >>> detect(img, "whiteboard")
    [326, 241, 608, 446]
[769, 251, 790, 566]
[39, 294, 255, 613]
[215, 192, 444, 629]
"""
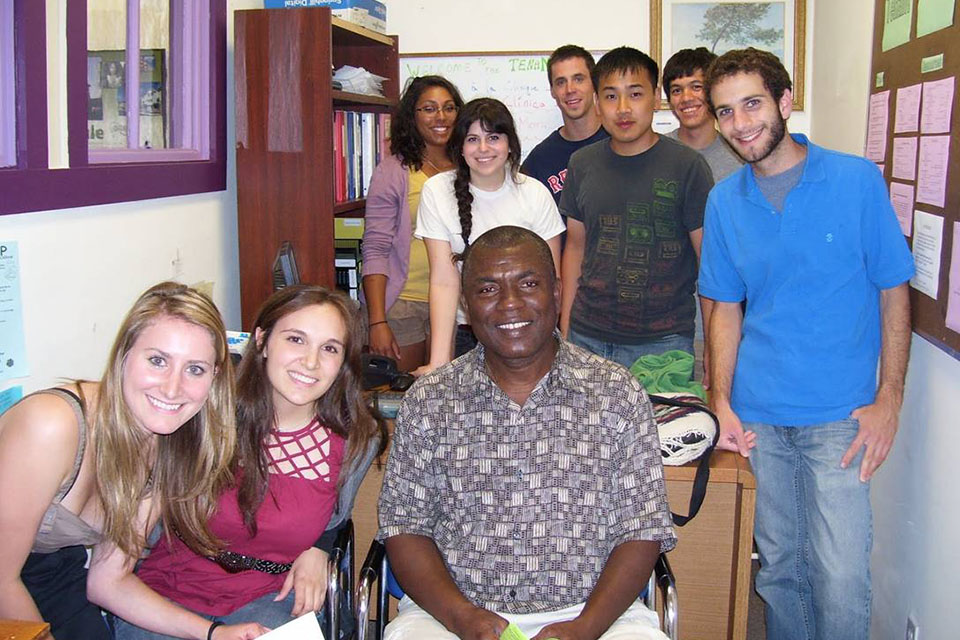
[400, 53, 563, 162]
[399, 52, 681, 161]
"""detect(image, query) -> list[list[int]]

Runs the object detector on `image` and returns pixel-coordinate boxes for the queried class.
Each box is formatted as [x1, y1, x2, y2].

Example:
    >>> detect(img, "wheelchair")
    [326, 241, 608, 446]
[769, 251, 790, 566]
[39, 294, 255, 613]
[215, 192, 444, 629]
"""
[354, 539, 678, 640]
[324, 519, 356, 640]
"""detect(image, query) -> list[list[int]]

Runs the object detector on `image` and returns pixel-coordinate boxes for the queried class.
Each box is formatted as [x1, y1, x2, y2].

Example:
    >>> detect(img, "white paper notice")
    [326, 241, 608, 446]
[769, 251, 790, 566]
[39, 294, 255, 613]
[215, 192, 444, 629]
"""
[866, 91, 890, 162]
[894, 83, 922, 133]
[890, 182, 915, 236]
[891, 137, 918, 180]
[920, 76, 955, 134]
[911, 210, 944, 299]
[946, 221, 960, 333]
[257, 612, 325, 640]
[916, 135, 950, 207]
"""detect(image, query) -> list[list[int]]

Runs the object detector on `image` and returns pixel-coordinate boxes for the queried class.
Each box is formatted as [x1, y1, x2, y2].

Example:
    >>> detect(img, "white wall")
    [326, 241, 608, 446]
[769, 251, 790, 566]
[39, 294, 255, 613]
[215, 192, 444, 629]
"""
[0, 0, 261, 394]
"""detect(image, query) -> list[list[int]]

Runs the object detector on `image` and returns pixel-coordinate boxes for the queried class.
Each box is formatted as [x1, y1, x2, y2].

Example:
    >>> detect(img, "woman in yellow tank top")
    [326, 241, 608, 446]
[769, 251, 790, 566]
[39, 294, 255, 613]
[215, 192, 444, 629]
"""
[361, 76, 464, 372]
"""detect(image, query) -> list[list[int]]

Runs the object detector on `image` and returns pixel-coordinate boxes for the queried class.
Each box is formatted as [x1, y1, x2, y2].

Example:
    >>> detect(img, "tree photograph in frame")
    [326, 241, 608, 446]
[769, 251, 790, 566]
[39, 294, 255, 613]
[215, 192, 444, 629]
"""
[650, 0, 806, 110]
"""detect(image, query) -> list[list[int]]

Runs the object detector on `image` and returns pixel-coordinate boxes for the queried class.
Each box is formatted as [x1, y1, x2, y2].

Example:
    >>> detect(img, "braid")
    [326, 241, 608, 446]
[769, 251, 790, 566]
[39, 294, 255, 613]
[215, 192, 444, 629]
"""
[453, 163, 474, 255]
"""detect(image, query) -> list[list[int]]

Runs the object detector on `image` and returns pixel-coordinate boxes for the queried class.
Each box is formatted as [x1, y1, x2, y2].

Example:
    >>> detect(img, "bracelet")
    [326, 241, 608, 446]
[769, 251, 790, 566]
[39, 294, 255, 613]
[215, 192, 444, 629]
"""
[369, 320, 388, 327]
[207, 620, 224, 640]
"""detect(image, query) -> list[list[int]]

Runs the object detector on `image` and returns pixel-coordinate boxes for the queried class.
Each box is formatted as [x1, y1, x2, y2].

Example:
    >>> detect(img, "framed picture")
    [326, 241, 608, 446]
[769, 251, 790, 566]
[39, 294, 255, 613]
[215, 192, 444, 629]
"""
[650, 0, 806, 110]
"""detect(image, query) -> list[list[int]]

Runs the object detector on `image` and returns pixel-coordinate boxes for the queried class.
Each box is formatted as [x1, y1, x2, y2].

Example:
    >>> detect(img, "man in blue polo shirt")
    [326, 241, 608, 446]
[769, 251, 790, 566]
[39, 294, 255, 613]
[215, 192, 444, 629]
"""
[699, 49, 914, 640]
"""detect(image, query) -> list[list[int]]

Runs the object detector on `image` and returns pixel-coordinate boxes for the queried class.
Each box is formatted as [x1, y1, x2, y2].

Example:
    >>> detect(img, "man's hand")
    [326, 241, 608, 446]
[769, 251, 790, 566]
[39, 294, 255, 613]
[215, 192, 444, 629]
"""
[531, 618, 589, 640]
[844, 392, 901, 482]
[713, 403, 756, 457]
[448, 603, 509, 640]
[275, 547, 328, 616]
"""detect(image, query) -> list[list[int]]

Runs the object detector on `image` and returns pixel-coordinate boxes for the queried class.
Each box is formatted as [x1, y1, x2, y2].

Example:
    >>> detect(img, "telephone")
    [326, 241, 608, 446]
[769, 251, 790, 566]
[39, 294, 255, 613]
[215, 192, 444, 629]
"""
[362, 354, 415, 391]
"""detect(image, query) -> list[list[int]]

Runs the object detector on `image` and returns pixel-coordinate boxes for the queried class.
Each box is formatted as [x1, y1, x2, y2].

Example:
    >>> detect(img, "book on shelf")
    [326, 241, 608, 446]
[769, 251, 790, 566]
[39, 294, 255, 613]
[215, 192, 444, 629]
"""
[333, 110, 390, 204]
[334, 239, 362, 301]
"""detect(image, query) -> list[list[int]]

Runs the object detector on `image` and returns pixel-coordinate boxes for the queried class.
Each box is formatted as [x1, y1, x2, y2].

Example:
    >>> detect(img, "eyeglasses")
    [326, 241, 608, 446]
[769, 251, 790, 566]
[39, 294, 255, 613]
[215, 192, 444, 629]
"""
[415, 104, 459, 116]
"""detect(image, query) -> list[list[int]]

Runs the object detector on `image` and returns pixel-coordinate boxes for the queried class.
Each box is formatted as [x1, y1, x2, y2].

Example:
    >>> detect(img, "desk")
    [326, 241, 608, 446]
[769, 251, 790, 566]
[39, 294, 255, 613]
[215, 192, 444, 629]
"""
[353, 440, 754, 640]
[0, 621, 51, 640]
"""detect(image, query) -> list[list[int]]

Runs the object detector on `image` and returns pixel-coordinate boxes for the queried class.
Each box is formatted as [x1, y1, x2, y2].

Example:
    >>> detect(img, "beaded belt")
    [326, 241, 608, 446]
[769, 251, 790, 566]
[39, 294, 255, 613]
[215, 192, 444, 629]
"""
[210, 549, 292, 575]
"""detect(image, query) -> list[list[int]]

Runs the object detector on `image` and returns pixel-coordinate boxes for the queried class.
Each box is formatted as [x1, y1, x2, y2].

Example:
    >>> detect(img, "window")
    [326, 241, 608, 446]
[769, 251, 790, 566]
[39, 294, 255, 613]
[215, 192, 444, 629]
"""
[0, 0, 225, 215]
[0, 0, 14, 168]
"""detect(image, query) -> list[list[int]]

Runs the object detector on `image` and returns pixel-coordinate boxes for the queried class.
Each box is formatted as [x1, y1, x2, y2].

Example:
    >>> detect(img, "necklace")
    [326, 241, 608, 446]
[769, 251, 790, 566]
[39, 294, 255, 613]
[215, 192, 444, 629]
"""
[423, 155, 453, 174]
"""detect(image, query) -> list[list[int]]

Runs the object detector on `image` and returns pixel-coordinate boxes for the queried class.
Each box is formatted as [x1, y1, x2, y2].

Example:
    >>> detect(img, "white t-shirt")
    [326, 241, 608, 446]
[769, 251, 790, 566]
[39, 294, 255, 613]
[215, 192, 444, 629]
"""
[415, 170, 566, 324]
[415, 171, 566, 255]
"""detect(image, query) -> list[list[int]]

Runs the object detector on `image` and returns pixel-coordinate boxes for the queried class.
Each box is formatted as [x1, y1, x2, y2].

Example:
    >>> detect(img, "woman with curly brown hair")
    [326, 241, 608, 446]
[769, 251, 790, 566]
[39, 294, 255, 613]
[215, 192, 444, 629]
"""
[362, 76, 464, 372]
[413, 97, 565, 376]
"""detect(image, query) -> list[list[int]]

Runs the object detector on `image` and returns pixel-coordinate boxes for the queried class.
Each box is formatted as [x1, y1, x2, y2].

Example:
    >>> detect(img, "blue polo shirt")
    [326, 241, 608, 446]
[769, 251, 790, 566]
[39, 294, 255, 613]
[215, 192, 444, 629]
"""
[699, 134, 915, 426]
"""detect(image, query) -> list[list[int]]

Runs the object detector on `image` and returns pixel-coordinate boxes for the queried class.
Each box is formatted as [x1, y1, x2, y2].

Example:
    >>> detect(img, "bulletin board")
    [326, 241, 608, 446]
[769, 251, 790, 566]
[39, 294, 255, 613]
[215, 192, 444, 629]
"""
[399, 52, 565, 162]
[869, 0, 960, 358]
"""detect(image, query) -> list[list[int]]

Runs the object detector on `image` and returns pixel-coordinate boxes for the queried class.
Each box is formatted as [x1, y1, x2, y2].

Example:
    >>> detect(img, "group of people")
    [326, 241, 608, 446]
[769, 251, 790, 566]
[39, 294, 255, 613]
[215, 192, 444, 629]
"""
[1, 40, 914, 640]
[1, 283, 384, 640]
[366, 43, 914, 640]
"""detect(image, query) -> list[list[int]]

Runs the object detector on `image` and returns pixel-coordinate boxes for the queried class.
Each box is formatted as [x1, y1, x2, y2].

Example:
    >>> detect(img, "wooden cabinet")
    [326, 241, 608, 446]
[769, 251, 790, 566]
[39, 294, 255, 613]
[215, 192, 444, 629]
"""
[234, 8, 398, 328]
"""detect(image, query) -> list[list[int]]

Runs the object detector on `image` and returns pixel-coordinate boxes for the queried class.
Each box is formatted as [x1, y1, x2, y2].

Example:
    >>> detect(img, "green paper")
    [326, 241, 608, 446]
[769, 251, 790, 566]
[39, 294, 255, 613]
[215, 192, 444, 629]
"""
[921, 53, 946, 73]
[882, 0, 913, 51]
[876, 71, 885, 88]
[917, 0, 955, 37]
[500, 623, 529, 640]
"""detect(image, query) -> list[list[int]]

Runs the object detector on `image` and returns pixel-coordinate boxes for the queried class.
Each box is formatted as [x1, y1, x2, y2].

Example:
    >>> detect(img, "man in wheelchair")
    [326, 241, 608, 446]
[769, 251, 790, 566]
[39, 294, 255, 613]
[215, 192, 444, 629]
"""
[377, 226, 677, 640]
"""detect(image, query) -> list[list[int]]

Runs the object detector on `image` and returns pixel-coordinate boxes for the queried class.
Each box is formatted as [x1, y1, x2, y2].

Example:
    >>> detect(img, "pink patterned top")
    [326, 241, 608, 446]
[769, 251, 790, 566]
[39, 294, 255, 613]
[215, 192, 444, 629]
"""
[137, 418, 345, 616]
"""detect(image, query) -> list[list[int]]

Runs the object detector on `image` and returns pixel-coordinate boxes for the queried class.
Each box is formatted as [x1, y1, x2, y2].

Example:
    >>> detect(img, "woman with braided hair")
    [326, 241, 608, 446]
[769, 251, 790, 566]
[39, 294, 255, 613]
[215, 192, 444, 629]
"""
[413, 98, 565, 376]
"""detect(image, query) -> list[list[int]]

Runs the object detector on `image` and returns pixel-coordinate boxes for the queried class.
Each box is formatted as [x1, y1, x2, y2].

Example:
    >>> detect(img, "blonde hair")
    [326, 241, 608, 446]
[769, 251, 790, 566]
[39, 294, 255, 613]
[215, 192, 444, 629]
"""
[95, 281, 235, 557]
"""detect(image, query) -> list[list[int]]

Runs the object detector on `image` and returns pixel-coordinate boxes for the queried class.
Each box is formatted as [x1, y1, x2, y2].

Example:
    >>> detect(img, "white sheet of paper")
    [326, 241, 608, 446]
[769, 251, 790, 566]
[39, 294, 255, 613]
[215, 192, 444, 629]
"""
[916, 135, 950, 207]
[894, 83, 922, 133]
[890, 182, 915, 236]
[920, 76, 955, 134]
[946, 221, 960, 333]
[257, 612, 325, 640]
[911, 210, 944, 299]
[865, 91, 890, 162]
[891, 137, 918, 180]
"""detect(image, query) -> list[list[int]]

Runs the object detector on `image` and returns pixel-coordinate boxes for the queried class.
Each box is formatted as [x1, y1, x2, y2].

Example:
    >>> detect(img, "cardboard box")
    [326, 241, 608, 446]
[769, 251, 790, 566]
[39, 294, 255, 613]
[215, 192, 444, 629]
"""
[264, 0, 387, 33]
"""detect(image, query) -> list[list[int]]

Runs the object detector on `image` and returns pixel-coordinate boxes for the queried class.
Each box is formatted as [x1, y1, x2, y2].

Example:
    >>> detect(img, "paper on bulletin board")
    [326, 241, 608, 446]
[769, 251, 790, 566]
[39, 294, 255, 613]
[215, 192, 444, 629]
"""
[883, 0, 914, 50]
[0, 242, 28, 382]
[917, 0, 955, 38]
[894, 83, 922, 133]
[947, 222, 960, 333]
[916, 135, 950, 207]
[865, 91, 890, 162]
[890, 182, 915, 235]
[911, 210, 945, 299]
[0, 385, 23, 415]
[892, 137, 918, 180]
[920, 76, 955, 134]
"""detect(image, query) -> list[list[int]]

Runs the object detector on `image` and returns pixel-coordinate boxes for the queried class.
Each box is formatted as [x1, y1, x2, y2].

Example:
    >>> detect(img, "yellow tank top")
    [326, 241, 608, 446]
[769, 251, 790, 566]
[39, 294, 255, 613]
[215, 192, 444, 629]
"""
[398, 168, 430, 302]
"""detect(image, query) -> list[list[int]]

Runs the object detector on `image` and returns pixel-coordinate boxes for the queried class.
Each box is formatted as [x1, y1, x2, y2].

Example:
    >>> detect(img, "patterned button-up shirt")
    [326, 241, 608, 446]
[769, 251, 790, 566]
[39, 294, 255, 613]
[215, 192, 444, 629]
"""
[378, 338, 677, 614]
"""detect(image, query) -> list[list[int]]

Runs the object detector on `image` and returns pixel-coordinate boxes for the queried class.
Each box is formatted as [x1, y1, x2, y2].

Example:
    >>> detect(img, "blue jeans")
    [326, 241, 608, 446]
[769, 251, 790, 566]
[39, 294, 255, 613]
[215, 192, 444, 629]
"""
[746, 419, 871, 640]
[567, 329, 694, 370]
[113, 590, 308, 639]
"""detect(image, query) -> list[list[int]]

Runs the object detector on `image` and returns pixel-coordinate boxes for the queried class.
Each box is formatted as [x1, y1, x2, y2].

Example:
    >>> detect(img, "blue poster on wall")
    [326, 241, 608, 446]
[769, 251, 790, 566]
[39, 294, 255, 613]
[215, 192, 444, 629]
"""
[0, 241, 29, 381]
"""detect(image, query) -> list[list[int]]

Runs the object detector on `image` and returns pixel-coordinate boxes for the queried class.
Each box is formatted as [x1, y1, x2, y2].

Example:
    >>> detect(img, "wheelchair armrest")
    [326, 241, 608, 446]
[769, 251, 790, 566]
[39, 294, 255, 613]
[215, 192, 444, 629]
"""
[655, 553, 679, 640]
[356, 540, 387, 640]
[326, 519, 355, 640]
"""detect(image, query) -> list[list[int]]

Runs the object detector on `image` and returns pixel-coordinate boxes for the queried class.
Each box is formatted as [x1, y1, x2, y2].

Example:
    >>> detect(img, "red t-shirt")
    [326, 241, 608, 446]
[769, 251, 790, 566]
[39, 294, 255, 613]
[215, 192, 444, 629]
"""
[137, 419, 344, 616]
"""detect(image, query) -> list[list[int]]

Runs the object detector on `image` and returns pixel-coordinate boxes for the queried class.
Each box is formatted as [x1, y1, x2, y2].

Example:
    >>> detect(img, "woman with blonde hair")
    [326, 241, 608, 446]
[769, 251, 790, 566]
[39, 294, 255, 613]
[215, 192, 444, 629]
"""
[0, 282, 265, 639]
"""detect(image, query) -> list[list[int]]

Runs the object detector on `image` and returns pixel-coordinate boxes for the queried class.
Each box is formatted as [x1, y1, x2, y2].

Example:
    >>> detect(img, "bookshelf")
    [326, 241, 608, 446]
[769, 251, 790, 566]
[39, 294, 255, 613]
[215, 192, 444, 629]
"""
[234, 8, 398, 328]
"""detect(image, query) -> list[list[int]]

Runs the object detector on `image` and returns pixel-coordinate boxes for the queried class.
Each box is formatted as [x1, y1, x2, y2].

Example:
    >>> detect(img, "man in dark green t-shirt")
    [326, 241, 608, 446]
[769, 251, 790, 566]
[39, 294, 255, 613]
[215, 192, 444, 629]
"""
[560, 46, 714, 371]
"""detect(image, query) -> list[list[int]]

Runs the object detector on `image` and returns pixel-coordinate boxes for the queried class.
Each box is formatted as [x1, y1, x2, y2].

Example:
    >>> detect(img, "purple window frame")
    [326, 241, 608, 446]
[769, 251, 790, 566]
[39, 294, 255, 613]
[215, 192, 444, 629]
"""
[0, 0, 14, 168]
[0, 0, 226, 216]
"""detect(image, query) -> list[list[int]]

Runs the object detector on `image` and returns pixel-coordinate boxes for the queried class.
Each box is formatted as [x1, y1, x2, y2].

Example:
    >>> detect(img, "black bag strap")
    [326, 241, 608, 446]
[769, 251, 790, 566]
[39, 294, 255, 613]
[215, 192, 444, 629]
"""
[648, 393, 720, 527]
